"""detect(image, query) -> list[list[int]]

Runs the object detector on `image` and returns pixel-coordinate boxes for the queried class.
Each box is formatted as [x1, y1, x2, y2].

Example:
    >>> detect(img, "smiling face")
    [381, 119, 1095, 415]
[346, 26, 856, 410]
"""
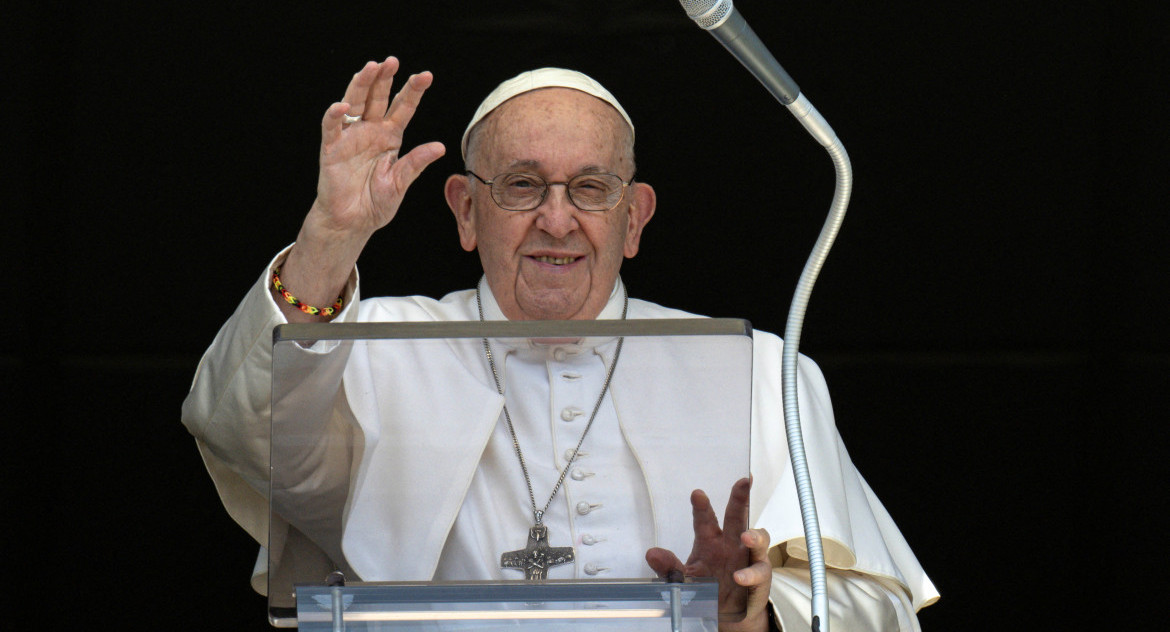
[446, 88, 656, 320]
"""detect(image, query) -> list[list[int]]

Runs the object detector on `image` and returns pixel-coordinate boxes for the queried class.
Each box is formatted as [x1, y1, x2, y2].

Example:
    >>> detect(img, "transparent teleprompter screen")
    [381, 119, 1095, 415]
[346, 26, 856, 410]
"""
[269, 319, 752, 627]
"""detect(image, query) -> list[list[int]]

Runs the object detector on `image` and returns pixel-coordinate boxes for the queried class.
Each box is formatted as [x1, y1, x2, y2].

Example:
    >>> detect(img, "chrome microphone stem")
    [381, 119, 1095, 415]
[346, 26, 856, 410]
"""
[780, 98, 851, 632]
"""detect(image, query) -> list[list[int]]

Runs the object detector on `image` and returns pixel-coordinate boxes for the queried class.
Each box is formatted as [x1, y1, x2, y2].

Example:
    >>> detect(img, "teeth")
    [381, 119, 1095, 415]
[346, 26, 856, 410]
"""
[534, 256, 577, 265]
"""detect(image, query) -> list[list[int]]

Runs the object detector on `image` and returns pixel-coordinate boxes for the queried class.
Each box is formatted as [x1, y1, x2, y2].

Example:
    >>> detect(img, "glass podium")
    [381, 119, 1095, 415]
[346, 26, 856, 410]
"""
[270, 318, 753, 629]
[295, 578, 719, 631]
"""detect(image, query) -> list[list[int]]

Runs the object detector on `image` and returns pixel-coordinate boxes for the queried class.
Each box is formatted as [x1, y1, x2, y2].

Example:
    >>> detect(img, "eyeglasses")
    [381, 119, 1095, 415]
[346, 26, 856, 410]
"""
[466, 170, 634, 212]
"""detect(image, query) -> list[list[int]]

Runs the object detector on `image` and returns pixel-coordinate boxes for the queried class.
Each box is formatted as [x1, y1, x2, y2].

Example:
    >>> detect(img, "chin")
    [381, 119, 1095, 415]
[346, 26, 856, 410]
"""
[518, 293, 588, 321]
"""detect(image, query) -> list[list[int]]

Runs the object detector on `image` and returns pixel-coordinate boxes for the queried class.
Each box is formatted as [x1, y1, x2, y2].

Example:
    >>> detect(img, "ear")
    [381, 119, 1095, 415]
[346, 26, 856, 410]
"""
[623, 181, 656, 258]
[445, 173, 477, 252]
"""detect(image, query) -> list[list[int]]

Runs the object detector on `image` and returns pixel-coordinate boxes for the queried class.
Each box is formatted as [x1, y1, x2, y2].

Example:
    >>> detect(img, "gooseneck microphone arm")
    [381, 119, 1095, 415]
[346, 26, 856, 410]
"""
[678, 2, 853, 631]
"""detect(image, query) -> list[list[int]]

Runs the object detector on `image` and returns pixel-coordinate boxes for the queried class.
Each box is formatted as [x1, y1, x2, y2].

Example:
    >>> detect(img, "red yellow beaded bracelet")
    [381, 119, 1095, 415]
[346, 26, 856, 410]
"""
[272, 267, 345, 317]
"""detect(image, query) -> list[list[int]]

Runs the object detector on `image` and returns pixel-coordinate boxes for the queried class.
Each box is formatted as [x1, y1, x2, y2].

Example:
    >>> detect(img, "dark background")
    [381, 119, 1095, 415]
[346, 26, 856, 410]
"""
[14, 1, 1165, 630]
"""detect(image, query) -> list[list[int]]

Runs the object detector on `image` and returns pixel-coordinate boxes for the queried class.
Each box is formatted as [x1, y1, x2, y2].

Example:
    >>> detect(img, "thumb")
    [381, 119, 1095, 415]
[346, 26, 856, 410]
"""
[383, 141, 447, 192]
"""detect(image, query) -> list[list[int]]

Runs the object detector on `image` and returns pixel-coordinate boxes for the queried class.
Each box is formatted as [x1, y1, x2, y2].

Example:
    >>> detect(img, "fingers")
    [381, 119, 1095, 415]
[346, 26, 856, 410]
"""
[321, 59, 385, 146]
[386, 70, 434, 130]
[733, 529, 774, 626]
[334, 57, 432, 126]
[690, 488, 722, 543]
[733, 528, 771, 587]
[320, 58, 438, 161]
[366, 57, 399, 120]
[645, 547, 686, 578]
[721, 476, 752, 541]
[322, 59, 433, 142]
[341, 58, 393, 119]
[321, 101, 351, 147]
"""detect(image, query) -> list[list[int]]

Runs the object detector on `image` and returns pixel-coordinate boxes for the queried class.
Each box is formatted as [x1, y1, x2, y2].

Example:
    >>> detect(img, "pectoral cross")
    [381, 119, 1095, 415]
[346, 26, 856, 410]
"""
[501, 524, 575, 580]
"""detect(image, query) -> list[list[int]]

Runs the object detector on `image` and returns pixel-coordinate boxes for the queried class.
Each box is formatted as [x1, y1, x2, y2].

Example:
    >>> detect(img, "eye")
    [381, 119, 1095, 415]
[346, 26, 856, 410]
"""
[503, 174, 542, 190]
[575, 178, 605, 191]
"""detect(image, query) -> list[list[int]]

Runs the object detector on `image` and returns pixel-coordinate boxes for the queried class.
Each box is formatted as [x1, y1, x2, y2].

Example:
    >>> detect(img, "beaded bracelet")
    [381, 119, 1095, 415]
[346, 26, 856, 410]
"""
[272, 267, 345, 317]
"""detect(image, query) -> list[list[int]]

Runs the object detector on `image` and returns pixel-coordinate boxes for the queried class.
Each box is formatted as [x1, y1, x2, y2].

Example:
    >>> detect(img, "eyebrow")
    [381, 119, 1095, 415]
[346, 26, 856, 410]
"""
[504, 159, 610, 174]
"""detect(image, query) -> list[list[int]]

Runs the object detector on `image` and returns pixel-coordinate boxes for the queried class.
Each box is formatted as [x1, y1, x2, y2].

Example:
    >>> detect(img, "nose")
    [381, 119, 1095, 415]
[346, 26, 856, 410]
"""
[534, 183, 579, 238]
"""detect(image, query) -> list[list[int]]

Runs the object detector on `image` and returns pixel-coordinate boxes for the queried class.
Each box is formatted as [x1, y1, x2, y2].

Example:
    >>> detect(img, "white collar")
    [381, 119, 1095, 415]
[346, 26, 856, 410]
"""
[475, 277, 627, 357]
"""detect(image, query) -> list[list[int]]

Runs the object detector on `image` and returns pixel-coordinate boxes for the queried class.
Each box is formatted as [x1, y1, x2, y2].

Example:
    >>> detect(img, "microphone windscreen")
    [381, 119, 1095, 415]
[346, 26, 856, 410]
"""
[679, 0, 733, 30]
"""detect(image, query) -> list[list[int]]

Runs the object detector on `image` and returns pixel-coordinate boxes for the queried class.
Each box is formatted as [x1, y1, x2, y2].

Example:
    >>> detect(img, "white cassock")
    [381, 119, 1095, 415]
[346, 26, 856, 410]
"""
[182, 248, 939, 630]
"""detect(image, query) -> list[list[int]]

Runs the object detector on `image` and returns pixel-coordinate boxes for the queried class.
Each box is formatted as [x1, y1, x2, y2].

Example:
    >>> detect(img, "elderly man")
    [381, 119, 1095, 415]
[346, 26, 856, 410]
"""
[182, 57, 936, 631]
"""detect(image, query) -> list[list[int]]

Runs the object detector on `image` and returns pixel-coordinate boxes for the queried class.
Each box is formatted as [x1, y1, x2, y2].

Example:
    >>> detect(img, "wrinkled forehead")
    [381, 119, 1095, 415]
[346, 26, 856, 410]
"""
[460, 67, 635, 159]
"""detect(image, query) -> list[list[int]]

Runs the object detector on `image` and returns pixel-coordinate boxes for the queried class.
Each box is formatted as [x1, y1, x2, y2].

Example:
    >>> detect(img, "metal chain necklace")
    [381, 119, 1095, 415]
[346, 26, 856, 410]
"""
[476, 284, 628, 580]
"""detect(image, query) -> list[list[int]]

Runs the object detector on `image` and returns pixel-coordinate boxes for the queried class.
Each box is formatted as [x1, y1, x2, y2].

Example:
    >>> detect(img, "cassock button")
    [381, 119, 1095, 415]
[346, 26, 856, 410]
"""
[583, 563, 607, 576]
[576, 501, 600, 515]
[570, 468, 594, 481]
[553, 348, 569, 362]
[581, 534, 603, 546]
[561, 407, 584, 421]
[564, 448, 588, 461]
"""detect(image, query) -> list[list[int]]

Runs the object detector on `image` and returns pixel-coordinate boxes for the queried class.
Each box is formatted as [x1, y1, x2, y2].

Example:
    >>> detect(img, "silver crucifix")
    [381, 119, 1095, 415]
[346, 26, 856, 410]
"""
[501, 524, 575, 580]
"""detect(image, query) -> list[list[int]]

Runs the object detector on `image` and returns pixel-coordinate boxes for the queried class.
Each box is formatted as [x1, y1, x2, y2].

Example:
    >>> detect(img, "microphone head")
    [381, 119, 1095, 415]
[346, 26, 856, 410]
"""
[679, 0, 734, 30]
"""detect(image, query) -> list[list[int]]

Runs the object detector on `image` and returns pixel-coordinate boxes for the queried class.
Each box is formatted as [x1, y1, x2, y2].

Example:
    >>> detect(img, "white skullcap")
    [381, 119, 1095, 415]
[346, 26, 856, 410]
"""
[460, 67, 635, 160]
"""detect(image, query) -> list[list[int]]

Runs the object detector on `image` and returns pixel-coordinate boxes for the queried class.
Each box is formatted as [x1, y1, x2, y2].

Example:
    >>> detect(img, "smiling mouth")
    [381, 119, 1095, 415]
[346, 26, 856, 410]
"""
[532, 255, 579, 265]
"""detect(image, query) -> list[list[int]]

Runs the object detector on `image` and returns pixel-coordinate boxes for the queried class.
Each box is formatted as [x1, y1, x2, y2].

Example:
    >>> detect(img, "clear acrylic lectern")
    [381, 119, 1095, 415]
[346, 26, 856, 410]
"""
[270, 318, 753, 629]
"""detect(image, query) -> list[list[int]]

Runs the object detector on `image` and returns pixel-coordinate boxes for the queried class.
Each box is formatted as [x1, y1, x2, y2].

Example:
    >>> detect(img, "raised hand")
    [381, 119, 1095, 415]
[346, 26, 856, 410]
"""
[312, 56, 446, 237]
[646, 477, 773, 632]
[277, 57, 446, 322]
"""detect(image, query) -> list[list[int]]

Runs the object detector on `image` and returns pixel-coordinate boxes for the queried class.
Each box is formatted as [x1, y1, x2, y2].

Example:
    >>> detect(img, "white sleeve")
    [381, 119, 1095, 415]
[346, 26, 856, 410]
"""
[180, 246, 359, 547]
[770, 565, 922, 632]
[750, 333, 939, 611]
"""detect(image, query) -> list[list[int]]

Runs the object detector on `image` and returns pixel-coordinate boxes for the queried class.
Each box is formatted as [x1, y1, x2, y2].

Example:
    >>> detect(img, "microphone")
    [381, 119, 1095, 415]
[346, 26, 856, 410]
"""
[679, 0, 836, 147]
[678, 0, 800, 105]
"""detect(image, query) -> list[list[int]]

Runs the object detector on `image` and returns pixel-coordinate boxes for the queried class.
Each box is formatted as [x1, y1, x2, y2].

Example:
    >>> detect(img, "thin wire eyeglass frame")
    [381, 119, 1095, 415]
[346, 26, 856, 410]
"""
[466, 170, 635, 212]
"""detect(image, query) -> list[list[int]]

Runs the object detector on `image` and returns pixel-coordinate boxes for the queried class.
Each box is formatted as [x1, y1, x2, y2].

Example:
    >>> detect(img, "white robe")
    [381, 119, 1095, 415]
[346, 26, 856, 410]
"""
[182, 250, 939, 630]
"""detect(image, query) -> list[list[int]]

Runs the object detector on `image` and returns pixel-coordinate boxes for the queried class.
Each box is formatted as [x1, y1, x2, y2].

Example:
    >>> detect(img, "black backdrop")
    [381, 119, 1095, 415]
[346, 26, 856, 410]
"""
[14, 1, 1165, 630]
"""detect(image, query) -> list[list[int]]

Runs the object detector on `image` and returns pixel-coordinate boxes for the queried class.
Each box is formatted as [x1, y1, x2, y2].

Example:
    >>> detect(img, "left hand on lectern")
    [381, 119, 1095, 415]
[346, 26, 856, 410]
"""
[646, 477, 773, 632]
